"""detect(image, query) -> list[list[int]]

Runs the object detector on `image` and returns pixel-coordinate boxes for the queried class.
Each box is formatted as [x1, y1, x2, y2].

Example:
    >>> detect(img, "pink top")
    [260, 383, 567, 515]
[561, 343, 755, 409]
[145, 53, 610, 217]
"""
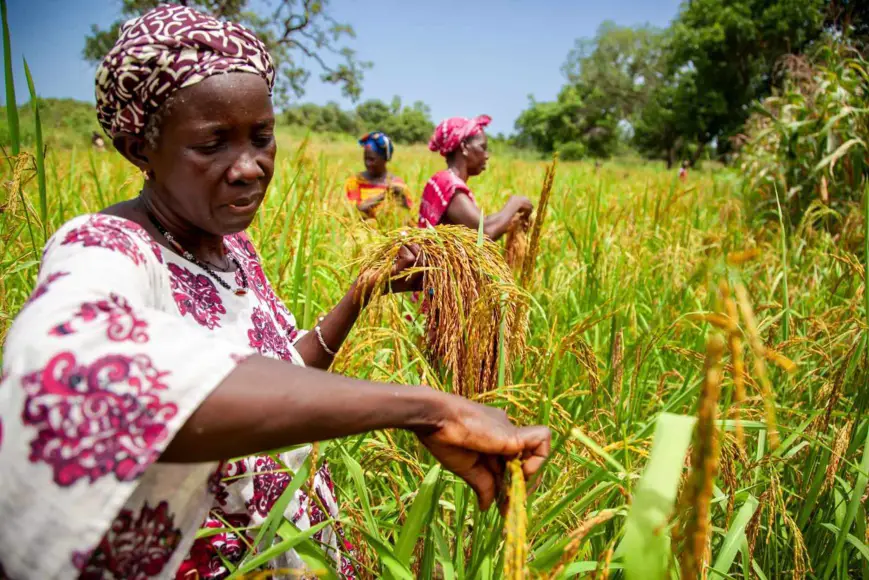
[418, 170, 479, 228]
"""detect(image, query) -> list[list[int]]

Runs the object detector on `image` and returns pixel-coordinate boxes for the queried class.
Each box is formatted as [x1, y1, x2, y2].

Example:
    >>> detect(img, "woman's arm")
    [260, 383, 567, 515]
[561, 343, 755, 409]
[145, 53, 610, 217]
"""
[444, 193, 533, 241]
[357, 193, 385, 216]
[294, 245, 422, 369]
[162, 355, 551, 509]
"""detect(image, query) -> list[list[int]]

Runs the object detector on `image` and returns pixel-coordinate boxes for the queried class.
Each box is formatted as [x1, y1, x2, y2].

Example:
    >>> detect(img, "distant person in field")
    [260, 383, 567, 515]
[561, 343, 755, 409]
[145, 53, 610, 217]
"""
[344, 131, 413, 219]
[0, 5, 550, 580]
[420, 115, 533, 241]
[91, 131, 106, 150]
[679, 160, 689, 181]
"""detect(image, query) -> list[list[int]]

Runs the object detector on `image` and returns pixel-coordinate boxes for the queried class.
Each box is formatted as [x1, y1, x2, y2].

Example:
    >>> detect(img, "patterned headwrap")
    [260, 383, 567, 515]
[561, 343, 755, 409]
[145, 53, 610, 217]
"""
[359, 131, 393, 161]
[95, 3, 276, 137]
[428, 115, 492, 156]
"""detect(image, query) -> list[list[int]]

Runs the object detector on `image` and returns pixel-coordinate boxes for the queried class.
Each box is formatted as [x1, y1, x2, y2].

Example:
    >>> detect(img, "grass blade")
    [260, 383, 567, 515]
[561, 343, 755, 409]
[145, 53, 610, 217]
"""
[711, 494, 760, 575]
[22, 58, 46, 232]
[620, 412, 697, 580]
[1, 0, 19, 155]
[822, 422, 869, 579]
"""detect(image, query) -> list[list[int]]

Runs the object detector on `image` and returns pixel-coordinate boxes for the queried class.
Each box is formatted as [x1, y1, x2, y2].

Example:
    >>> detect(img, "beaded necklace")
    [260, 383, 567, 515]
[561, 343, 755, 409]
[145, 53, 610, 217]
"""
[146, 211, 249, 296]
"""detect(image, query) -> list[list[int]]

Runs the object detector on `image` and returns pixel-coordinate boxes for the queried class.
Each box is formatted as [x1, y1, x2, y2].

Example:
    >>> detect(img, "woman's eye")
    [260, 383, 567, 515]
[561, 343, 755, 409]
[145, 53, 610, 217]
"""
[253, 133, 274, 148]
[194, 141, 224, 154]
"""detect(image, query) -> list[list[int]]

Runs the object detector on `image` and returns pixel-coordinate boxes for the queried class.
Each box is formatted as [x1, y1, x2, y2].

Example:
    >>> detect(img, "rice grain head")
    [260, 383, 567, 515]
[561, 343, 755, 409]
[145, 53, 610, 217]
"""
[679, 332, 725, 580]
[356, 226, 528, 396]
[734, 283, 780, 449]
[505, 213, 530, 273]
[503, 458, 528, 580]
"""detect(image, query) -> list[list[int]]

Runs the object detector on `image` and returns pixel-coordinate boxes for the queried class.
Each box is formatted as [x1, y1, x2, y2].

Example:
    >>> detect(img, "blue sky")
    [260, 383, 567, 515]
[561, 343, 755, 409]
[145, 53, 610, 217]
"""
[4, 0, 682, 135]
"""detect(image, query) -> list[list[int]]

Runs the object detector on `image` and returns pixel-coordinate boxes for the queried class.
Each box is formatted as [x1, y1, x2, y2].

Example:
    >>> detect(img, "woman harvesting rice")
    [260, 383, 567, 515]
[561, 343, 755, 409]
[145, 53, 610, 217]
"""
[419, 116, 533, 240]
[344, 131, 413, 219]
[0, 6, 550, 579]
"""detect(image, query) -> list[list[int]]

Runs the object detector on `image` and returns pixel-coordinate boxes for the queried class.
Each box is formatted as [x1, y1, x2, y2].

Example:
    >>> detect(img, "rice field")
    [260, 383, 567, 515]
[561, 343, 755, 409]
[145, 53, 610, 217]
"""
[1, 128, 868, 578]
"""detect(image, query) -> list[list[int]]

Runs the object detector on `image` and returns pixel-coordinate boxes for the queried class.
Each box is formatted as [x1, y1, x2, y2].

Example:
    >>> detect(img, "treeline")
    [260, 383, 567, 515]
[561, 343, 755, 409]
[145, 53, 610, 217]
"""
[284, 97, 434, 144]
[513, 0, 869, 165]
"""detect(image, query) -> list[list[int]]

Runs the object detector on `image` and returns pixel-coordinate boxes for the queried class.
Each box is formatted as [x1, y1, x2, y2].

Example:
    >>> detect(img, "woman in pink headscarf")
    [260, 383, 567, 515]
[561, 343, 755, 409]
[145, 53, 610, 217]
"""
[418, 115, 533, 241]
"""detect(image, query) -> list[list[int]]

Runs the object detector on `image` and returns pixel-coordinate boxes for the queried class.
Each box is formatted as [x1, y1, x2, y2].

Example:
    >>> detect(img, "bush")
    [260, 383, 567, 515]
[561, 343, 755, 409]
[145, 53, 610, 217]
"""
[736, 39, 868, 226]
[556, 141, 587, 161]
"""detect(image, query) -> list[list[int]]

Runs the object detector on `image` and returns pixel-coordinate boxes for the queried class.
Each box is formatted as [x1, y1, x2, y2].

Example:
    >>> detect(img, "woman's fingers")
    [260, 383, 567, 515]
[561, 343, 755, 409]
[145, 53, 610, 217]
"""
[518, 425, 551, 480]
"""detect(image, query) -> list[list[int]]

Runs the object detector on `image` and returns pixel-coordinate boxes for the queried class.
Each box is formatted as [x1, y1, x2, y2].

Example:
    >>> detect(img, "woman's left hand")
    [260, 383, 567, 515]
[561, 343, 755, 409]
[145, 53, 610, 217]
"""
[387, 243, 424, 293]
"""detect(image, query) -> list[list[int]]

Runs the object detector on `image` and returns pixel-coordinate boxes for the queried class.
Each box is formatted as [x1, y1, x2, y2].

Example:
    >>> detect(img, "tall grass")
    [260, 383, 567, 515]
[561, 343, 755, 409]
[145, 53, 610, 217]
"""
[2, 12, 868, 580]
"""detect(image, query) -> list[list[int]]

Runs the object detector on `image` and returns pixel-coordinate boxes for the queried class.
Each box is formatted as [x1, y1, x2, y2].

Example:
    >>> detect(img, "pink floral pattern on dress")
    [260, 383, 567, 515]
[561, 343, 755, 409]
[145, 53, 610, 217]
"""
[21, 351, 177, 486]
[246, 455, 291, 518]
[73, 501, 181, 579]
[175, 508, 251, 580]
[24, 271, 69, 308]
[247, 307, 293, 361]
[62, 215, 150, 266]
[226, 233, 300, 343]
[50, 294, 148, 343]
[168, 263, 226, 330]
[60, 215, 163, 265]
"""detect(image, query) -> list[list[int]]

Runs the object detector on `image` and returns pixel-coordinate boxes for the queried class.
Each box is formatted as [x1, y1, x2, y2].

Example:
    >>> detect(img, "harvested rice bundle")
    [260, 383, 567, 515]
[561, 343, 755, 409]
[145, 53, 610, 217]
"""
[356, 225, 528, 396]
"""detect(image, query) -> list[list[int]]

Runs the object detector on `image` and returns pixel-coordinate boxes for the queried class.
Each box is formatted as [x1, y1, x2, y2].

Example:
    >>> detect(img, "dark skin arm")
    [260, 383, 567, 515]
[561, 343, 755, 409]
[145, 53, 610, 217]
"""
[161, 356, 551, 510]
[294, 244, 421, 369]
[444, 193, 533, 241]
[356, 193, 385, 216]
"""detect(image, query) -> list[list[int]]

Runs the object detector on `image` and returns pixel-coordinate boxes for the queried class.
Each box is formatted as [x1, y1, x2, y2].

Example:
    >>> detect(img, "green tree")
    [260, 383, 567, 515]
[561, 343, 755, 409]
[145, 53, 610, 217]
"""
[83, 0, 370, 105]
[667, 0, 827, 160]
[514, 22, 667, 159]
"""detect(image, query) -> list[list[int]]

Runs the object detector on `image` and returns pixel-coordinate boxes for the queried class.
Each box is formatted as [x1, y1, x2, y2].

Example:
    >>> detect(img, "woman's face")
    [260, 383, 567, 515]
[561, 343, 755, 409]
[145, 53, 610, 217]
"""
[141, 72, 276, 235]
[463, 132, 489, 176]
[363, 146, 387, 176]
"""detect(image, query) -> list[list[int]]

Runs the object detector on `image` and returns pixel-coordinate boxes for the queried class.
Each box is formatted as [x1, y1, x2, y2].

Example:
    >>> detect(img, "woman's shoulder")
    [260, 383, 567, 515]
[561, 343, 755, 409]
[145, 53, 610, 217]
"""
[45, 212, 165, 267]
[425, 170, 469, 194]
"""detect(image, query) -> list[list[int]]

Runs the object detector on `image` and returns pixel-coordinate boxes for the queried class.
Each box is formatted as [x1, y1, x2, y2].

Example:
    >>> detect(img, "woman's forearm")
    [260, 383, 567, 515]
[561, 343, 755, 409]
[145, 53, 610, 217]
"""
[483, 203, 519, 241]
[294, 280, 365, 369]
[160, 355, 444, 462]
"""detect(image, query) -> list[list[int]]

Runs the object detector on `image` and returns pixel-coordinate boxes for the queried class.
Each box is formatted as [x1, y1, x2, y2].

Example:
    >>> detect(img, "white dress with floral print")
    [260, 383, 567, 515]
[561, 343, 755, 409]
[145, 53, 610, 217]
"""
[0, 214, 354, 580]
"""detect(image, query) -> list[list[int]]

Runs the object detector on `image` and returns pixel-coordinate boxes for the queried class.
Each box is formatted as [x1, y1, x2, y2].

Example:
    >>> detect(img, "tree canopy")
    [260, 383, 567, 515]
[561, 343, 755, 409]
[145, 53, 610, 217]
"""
[514, 0, 867, 164]
[83, 0, 369, 106]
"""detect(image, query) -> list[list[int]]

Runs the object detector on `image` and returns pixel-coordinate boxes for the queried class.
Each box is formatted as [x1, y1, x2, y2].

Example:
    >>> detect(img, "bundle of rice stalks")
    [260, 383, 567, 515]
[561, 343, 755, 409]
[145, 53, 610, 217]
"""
[355, 225, 528, 396]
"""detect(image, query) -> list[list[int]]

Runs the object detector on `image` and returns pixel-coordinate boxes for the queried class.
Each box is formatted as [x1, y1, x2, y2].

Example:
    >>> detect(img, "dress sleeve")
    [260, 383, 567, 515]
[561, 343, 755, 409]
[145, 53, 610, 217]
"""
[0, 214, 254, 577]
[344, 175, 361, 203]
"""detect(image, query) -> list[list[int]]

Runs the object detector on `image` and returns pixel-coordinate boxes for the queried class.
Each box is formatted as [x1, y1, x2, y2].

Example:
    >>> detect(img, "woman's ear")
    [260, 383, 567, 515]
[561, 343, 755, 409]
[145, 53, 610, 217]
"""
[112, 133, 152, 174]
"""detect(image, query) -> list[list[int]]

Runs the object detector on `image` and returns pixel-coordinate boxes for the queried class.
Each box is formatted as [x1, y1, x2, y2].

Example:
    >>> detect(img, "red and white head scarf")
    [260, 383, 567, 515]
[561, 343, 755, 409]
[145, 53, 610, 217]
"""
[95, 3, 276, 137]
[428, 115, 492, 156]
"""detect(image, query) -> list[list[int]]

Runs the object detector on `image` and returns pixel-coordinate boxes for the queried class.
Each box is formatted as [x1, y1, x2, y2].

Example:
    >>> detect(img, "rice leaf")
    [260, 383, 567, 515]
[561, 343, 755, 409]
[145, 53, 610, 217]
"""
[22, 58, 46, 230]
[1, 0, 19, 155]
[620, 412, 697, 580]
[394, 464, 441, 567]
[711, 494, 760, 575]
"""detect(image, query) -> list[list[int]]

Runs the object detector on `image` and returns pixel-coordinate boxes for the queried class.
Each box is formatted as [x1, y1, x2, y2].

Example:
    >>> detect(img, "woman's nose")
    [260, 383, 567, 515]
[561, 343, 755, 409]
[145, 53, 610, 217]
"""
[227, 151, 265, 184]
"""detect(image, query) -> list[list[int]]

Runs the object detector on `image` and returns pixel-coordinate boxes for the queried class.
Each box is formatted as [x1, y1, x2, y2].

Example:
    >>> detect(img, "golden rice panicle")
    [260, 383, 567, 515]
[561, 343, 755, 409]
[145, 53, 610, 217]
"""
[505, 213, 530, 273]
[733, 283, 780, 449]
[679, 333, 725, 580]
[719, 281, 746, 449]
[549, 510, 616, 578]
[824, 420, 854, 492]
[520, 155, 557, 289]
[503, 458, 528, 580]
[355, 226, 527, 396]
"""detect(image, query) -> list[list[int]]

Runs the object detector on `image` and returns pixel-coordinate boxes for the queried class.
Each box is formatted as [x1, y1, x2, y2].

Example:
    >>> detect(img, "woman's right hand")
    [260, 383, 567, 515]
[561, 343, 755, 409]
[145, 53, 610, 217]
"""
[509, 195, 534, 218]
[413, 391, 550, 511]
